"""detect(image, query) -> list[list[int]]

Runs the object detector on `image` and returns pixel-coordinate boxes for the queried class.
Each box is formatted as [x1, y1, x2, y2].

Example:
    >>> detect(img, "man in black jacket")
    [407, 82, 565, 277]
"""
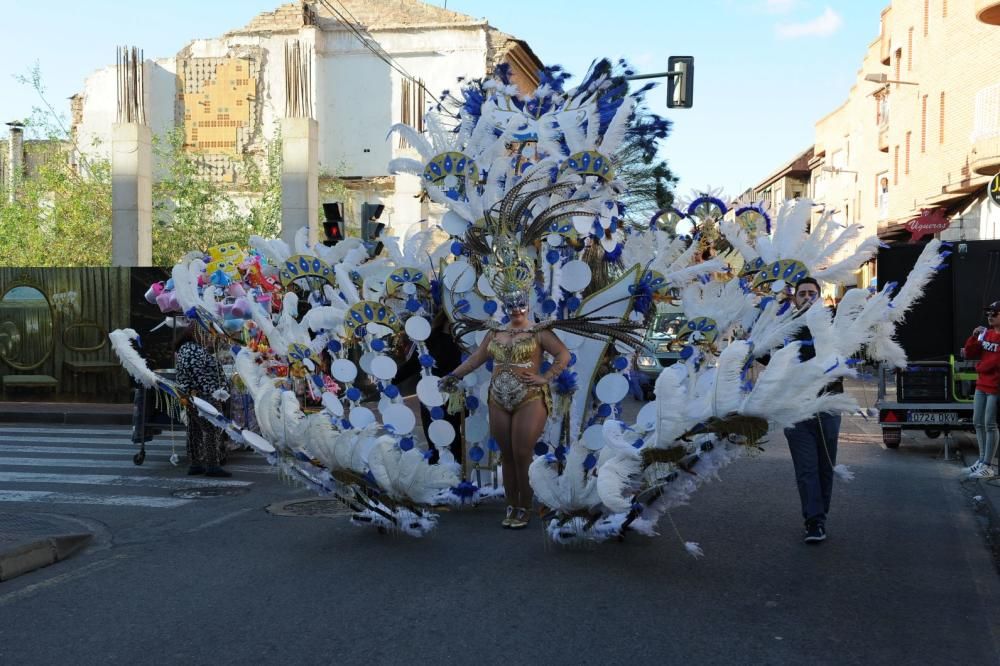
[783, 277, 841, 544]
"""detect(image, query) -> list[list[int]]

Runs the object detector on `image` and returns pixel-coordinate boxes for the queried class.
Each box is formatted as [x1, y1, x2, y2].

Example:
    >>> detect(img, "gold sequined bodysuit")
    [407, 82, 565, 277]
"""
[487, 333, 552, 414]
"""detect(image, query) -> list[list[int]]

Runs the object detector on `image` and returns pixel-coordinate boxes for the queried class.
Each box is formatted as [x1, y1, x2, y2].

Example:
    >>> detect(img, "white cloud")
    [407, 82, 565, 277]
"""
[765, 0, 798, 13]
[775, 7, 843, 39]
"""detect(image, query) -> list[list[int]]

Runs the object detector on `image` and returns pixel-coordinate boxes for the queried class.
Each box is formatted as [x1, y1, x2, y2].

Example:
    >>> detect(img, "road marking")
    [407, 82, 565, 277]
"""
[0, 489, 190, 508]
[0, 436, 183, 446]
[188, 507, 254, 532]
[0, 428, 185, 438]
[0, 471, 253, 489]
[0, 445, 183, 456]
[0, 457, 271, 474]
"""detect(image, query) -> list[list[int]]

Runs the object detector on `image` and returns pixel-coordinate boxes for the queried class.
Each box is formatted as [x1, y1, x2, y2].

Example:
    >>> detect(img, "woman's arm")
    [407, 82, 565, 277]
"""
[539, 329, 572, 382]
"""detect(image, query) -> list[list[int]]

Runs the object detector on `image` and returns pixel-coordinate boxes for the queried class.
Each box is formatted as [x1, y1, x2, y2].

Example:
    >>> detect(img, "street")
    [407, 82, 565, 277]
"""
[0, 399, 997, 665]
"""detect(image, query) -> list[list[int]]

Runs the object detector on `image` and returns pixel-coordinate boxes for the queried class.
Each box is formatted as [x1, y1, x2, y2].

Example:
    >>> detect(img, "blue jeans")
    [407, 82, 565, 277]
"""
[784, 413, 841, 524]
[972, 390, 998, 466]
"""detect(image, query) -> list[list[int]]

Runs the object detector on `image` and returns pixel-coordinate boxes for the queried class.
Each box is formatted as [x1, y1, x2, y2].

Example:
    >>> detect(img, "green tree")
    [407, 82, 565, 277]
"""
[152, 128, 282, 265]
[616, 110, 680, 228]
[0, 65, 112, 266]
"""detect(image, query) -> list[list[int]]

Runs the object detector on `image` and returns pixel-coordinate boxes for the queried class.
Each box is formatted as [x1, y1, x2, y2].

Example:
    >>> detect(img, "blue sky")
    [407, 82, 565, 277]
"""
[0, 0, 885, 197]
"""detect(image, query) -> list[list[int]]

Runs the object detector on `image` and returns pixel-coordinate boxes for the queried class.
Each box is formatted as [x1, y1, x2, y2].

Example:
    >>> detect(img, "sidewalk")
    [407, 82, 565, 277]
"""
[0, 513, 92, 582]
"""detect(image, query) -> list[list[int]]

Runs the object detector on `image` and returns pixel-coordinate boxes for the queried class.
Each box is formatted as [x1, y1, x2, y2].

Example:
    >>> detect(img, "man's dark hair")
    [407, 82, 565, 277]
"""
[794, 277, 820, 291]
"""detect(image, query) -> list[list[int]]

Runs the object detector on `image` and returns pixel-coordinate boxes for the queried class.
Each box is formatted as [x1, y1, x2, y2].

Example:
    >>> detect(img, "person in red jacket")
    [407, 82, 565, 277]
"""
[962, 301, 1000, 479]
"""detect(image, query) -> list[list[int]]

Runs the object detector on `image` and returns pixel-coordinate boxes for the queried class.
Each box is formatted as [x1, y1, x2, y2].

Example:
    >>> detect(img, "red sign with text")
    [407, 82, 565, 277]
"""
[905, 208, 950, 243]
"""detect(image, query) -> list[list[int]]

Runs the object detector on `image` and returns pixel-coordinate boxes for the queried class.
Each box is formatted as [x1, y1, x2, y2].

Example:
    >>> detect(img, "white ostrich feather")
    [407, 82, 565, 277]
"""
[387, 123, 434, 159]
[248, 235, 291, 267]
[708, 340, 752, 416]
[885, 239, 943, 322]
[596, 449, 642, 513]
[109, 329, 160, 388]
[600, 95, 635, 154]
[386, 157, 425, 177]
[334, 264, 361, 305]
[745, 298, 803, 357]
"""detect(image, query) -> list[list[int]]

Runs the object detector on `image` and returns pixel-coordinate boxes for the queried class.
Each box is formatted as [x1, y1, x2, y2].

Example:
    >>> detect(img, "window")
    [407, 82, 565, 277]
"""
[907, 28, 914, 70]
[895, 48, 902, 82]
[876, 172, 890, 220]
[905, 131, 912, 174]
[894, 146, 899, 185]
[943, 0, 948, 18]
[924, 0, 929, 36]
[940, 91, 946, 144]
[921, 95, 928, 152]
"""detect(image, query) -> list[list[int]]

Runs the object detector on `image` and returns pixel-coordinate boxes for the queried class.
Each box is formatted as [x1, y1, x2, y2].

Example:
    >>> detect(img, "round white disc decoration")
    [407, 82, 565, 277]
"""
[600, 235, 619, 252]
[464, 413, 488, 442]
[322, 392, 344, 417]
[192, 397, 219, 417]
[443, 261, 475, 293]
[476, 274, 496, 297]
[241, 430, 276, 454]
[572, 214, 593, 235]
[546, 233, 563, 247]
[349, 406, 376, 429]
[561, 260, 592, 293]
[442, 210, 470, 236]
[462, 371, 480, 388]
[635, 402, 657, 432]
[331, 359, 357, 383]
[377, 396, 393, 415]
[582, 424, 607, 451]
[359, 351, 375, 374]
[595, 373, 629, 404]
[370, 355, 398, 381]
[416, 375, 446, 407]
[402, 282, 417, 296]
[405, 316, 431, 341]
[382, 404, 416, 435]
[428, 419, 456, 446]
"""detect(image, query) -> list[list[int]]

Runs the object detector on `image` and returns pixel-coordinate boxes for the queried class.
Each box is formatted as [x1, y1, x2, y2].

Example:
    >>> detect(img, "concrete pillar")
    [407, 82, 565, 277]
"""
[111, 123, 153, 266]
[6, 121, 24, 203]
[280, 117, 319, 248]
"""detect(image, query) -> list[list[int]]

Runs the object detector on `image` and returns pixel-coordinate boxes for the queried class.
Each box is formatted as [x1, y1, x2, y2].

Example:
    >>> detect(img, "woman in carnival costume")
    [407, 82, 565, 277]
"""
[441, 255, 571, 530]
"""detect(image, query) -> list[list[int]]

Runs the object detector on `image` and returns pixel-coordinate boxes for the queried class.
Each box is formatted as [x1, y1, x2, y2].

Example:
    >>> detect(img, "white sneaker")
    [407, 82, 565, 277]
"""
[962, 461, 984, 474]
[968, 465, 997, 480]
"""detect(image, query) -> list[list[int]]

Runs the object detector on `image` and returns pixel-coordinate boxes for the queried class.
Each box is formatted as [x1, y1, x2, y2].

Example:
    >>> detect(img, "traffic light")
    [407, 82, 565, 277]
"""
[322, 202, 344, 247]
[361, 202, 386, 257]
[666, 56, 694, 109]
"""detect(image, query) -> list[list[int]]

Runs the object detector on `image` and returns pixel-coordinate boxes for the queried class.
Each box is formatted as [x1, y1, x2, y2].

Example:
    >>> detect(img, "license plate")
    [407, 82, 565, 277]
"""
[909, 411, 959, 424]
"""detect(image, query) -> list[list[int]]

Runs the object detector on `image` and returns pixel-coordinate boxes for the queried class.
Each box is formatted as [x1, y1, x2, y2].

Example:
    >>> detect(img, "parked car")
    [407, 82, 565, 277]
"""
[635, 306, 686, 398]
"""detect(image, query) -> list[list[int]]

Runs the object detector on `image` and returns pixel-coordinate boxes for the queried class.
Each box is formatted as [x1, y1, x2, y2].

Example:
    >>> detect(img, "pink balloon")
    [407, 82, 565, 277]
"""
[155, 291, 173, 313]
[228, 283, 246, 298]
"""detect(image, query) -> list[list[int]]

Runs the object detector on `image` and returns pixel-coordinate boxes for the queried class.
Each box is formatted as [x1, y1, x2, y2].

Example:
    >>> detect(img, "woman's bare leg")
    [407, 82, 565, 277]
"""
[490, 403, 516, 507]
[511, 399, 547, 511]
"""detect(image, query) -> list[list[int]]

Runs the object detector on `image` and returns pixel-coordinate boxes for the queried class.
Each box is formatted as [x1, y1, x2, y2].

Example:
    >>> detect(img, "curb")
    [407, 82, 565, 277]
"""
[0, 533, 93, 582]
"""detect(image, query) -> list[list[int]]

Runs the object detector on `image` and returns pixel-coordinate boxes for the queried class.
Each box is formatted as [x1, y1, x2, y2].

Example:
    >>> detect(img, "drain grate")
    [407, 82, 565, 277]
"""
[171, 486, 251, 499]
[266, 498, 353, 518]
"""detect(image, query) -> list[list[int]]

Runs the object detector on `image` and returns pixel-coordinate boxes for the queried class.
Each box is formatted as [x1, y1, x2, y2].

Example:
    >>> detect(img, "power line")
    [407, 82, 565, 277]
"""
[313, 0, 445, 111]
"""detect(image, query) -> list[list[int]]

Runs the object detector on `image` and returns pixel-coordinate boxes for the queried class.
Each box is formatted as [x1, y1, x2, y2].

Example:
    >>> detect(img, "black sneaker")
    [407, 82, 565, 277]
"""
[205, 466, 232, 478]
[804, 520, 827, 544]
[187, 465, 206, 476]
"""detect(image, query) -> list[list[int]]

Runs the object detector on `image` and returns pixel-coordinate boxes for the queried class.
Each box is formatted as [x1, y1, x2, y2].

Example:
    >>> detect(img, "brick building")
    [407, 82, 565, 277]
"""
[748, 0, 1000, 263]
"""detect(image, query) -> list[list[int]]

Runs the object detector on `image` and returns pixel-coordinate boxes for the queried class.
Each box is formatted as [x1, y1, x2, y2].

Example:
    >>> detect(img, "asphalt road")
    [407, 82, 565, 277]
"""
[0, 412, 997, 665]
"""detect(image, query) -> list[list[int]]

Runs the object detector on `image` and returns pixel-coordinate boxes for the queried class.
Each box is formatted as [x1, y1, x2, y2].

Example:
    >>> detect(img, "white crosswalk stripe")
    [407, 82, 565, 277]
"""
[0, 424, 273, 508]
